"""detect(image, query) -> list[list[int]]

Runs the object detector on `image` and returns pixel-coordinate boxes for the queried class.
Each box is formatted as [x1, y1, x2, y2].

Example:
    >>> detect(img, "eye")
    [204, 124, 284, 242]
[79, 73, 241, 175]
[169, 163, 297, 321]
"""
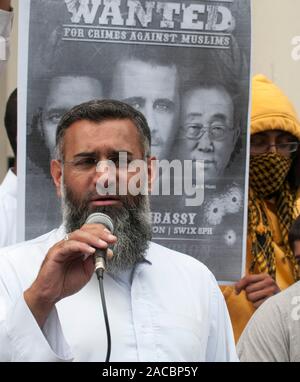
[108, 155, 120, 165]
[45, 112, 62, 124]
[74, 157, 97, 167]
[130, 102, 142, 110]
[211, 125, 226, 138]
[124, 98, 144, 111]
[277, 143, 298, 152]
[251, 137, 267, 146]
[277, 137, 296, 145]
[154, 100, 174, 113]
[109, 154, 133, 166]
[186, 124, 201, 137]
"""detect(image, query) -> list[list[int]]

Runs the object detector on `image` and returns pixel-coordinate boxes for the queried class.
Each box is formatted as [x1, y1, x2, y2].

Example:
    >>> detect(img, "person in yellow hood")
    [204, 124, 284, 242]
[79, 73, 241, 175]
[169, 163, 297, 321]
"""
[221, 74, 300, 342]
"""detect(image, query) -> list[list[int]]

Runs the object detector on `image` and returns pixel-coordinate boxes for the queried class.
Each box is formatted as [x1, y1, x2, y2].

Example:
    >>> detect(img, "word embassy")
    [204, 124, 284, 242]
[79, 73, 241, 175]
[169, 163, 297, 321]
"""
[65, 0, 234, 32]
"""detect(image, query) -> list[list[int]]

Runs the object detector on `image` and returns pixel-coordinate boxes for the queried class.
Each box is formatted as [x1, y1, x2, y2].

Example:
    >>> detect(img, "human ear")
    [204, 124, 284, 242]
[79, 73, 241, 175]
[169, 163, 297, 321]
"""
[50, 159, 63, 197]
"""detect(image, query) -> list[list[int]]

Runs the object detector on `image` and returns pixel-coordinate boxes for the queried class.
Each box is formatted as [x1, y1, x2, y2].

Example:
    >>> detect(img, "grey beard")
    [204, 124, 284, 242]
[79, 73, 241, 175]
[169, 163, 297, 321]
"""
[61, 185, 152, 274]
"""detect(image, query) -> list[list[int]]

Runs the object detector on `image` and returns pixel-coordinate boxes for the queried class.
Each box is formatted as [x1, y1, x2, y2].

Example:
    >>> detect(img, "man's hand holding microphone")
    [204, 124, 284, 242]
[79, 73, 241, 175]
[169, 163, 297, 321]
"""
[24, 215, 116, 328]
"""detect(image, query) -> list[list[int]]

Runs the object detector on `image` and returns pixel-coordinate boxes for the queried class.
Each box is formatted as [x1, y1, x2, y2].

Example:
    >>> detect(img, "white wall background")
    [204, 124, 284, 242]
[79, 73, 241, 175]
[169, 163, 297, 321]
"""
[0, 0, 18, 181]
[252, 0, 300, 114]
[1, 0, 300, 181]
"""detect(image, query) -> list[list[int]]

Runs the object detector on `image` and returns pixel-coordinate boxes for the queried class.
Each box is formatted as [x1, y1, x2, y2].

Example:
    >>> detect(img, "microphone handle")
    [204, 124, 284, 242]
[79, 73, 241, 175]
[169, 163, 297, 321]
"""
[95, 248, 107, 274]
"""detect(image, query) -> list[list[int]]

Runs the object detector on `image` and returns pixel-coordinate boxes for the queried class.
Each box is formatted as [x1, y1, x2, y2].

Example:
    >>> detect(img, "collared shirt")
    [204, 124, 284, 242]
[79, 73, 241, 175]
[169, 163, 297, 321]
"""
[0, 169, 17, 247]
[0, 226, 238, 362]
[0, 8, 13, 75]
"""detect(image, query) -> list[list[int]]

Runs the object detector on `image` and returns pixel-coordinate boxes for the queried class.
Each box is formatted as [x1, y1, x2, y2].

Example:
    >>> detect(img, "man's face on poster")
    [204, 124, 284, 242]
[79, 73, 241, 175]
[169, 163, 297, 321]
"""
[42, 76, 103, 157]
[111, 59, 179, 159]
[182, 86, 237, 182]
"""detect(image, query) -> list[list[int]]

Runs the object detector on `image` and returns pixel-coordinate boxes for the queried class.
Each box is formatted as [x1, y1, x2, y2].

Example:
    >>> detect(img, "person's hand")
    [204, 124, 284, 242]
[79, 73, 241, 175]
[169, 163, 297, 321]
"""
[24, 224, 117, 327]
[235, 274, 280, 309]
[0, 1, 12, 12]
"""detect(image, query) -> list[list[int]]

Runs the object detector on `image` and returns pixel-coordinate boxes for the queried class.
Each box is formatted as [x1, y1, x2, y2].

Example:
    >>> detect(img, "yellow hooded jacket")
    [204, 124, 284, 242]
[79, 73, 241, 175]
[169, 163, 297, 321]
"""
[221, 74, 300, 342]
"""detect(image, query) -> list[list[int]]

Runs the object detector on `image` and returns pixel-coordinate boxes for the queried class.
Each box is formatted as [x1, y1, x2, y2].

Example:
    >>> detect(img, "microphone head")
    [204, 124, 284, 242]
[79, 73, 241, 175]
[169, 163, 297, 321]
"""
[85, 212, 114, 233]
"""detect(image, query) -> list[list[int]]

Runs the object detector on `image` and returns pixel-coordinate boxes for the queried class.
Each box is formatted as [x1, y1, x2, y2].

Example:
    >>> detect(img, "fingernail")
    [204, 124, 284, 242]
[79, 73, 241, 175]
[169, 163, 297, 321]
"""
[82, 253, 90, 261]
[104, 229, 116, 240]
[107, 248, 114, 258]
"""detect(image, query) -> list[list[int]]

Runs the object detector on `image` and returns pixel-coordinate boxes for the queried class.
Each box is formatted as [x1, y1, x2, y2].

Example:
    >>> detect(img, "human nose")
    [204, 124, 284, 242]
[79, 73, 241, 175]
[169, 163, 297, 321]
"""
[264, 135, 277, 153]
[95, 160, 117, 194]
[195, 128, 213, 152]
[267, 144, 277, 154]
[144, 104, 157, 135]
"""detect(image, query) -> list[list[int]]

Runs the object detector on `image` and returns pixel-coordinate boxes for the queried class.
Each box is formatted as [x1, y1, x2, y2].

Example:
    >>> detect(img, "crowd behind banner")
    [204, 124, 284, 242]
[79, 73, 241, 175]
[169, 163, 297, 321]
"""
[0, 0, 300, 363]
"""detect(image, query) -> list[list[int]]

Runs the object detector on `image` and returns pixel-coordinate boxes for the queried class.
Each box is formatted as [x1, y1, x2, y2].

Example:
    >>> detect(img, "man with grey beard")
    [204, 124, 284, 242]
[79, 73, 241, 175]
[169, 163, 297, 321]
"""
[62, 184, 151, 275]
[0, 100, 237, 362]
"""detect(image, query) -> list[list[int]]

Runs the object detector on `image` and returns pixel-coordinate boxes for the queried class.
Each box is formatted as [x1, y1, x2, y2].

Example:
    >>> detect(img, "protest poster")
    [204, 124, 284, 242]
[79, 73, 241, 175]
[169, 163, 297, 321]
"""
[19, 0, 251, 282]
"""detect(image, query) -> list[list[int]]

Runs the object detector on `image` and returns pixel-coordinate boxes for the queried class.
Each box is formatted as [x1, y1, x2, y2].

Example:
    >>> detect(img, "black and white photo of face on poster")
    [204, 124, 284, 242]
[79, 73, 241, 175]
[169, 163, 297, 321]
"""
[20, 0, 251, 283]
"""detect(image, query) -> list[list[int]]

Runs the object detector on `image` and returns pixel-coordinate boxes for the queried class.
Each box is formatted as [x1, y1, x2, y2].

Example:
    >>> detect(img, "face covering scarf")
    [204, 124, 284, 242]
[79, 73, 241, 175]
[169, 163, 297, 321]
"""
[249, 152, 291, 198]
[248, 152, 299, 281]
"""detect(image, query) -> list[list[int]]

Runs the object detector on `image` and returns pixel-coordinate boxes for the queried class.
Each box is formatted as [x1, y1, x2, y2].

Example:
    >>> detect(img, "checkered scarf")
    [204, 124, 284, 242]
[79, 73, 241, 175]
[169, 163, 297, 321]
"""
[249, 153, 300, 281]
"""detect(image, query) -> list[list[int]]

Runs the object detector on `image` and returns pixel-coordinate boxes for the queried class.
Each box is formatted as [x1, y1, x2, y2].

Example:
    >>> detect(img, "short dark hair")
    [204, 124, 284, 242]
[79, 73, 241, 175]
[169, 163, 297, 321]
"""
[182, 77, 241, 131]
[288, 214, 300, 252]
[55, 99, 151, 160]
[4, 89, 17, 156]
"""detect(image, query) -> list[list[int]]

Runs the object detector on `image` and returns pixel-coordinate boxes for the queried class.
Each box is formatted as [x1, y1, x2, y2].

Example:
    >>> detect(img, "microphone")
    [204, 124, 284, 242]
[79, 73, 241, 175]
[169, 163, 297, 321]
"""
[85, 213, 114, 276]
[86, 213, 113, 362]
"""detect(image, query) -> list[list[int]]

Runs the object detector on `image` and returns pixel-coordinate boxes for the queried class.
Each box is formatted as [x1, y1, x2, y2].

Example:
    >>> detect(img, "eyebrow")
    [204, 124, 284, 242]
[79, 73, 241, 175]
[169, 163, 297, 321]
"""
[73, 152, 97, 159]
[186, 112, 228, 122]
[44, 107, 67, 116]
[73, 150, 134, 159]
[212, 113, 227, 121]
[124, 96, 144, 104]
[277, 132, 296, 139]
[253, 132, 295, 139]
[154, 98, 175, 109]
[154, 98, 175, 104]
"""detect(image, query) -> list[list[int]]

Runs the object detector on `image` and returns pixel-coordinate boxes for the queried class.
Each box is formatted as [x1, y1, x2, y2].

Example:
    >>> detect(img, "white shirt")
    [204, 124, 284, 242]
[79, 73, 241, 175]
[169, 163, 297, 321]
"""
[0, 226, 238, 362]
[0, 169, 17, 247]
[0, 9, 13, 75]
